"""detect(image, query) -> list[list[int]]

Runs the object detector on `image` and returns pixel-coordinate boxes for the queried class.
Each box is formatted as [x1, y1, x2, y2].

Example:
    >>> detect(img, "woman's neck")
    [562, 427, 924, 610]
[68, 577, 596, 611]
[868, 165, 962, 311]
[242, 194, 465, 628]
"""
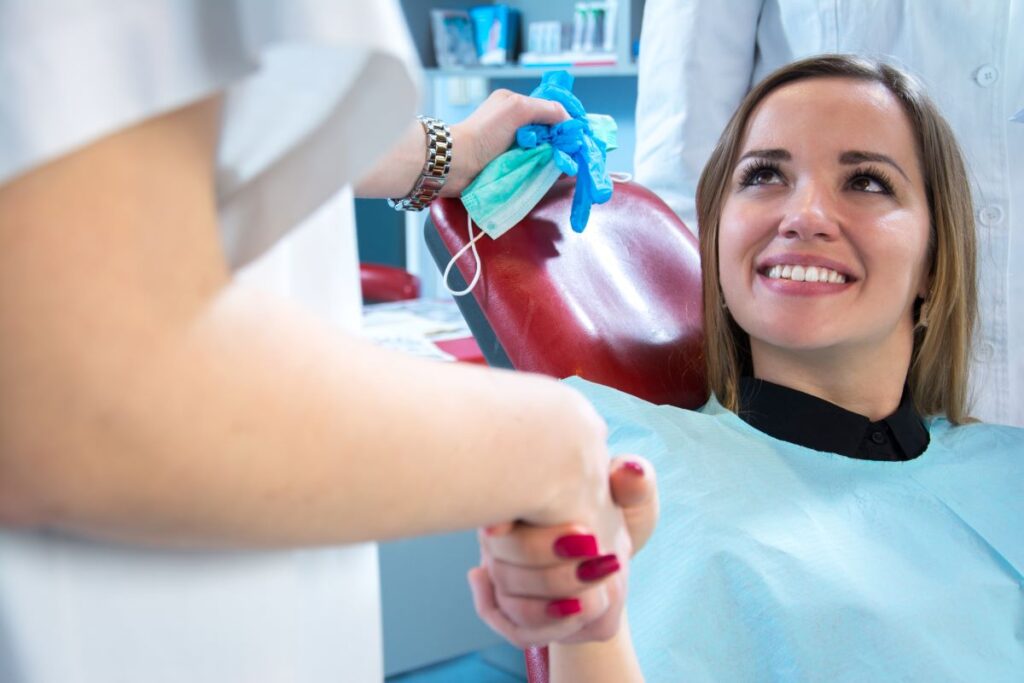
[749, 340, 912, 421]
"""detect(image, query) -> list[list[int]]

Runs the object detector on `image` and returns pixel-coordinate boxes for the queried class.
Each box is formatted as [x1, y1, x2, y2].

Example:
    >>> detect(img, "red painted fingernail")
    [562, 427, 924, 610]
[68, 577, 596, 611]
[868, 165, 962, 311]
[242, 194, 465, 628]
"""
[577, 553, 621, 582]
[553, 534, 599, 558]
[546, 598, 582, 618]
[622, 461, 645, 477]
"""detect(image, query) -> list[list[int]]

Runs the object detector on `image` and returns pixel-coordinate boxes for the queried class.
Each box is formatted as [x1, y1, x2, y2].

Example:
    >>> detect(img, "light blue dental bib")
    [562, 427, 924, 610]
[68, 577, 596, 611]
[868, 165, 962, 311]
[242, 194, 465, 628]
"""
[564, 377, 1024, 682]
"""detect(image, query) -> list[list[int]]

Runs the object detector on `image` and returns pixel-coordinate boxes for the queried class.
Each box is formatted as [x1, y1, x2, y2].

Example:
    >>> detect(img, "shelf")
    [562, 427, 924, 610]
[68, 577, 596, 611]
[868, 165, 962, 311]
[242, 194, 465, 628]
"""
[402, 0, 645, 74]
[424, 64, 638, 79]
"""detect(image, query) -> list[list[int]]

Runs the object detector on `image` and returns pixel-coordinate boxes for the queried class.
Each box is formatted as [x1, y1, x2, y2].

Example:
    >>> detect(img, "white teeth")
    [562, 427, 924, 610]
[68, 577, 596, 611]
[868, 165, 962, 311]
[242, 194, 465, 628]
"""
[765, 264, 847, 283]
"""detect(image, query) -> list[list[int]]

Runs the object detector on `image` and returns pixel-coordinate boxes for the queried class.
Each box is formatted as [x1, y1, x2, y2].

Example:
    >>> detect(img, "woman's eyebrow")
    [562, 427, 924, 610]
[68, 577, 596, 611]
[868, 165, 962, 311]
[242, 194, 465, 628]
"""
[738, 148, 790, 162]
[839, 150, 909, 180]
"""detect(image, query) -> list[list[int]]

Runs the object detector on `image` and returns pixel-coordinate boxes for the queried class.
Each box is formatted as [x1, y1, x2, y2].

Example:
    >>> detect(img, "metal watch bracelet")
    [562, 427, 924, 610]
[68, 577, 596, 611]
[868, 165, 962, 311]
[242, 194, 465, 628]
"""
[387, 116, 452, 212]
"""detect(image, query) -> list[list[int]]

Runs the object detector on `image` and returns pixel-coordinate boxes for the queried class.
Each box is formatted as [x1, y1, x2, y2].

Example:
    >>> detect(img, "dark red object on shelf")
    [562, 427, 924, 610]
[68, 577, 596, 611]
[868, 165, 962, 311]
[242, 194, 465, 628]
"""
[359, 262, 421, 303]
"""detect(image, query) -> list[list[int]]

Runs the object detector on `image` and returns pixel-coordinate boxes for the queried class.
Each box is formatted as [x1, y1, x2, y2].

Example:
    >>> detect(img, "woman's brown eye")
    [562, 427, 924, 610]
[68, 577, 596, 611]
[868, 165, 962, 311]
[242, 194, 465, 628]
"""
[849, 175, 888, 193]
[739, 164, 783, 187]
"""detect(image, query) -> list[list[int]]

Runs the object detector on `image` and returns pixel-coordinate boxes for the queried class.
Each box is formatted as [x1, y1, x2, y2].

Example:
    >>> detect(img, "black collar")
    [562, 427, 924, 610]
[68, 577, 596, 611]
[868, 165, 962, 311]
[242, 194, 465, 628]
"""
[738, 377, 929, 461]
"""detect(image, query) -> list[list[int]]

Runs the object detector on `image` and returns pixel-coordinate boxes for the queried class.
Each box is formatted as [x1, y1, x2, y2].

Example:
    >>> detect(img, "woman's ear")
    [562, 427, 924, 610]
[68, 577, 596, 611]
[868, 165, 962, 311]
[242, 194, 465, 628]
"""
[914, 264, 933, 329]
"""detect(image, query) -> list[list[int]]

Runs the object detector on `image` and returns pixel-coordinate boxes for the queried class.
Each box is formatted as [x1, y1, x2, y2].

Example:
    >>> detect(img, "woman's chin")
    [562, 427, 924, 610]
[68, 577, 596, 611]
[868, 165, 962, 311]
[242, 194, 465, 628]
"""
[749, 328, 847, 356]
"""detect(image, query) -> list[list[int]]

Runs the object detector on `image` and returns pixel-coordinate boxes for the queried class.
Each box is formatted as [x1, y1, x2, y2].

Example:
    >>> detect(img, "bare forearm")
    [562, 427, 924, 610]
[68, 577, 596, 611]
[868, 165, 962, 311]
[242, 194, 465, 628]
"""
[0, 94, 598, 548]
[550, 612, 644, 683]
[353, 121, 479, 199]
[1, 281, 597, 547]
[353, 89, 570, 201]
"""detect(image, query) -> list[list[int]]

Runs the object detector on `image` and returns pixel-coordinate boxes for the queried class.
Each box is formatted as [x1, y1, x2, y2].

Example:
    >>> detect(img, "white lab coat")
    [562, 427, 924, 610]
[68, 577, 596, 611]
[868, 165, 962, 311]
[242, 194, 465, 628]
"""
[635, 0, 1024, 426]
[0, 1, 420, 680]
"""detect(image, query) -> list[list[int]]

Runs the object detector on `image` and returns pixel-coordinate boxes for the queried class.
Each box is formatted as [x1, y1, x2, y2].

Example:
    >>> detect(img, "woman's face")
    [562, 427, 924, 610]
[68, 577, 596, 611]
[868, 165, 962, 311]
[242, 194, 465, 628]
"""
[718, 77, 931, 368]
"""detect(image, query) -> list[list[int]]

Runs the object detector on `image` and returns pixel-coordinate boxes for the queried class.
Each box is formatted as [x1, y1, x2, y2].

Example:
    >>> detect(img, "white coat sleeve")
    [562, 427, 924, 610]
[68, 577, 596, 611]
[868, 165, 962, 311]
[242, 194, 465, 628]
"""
[634, 0, 764, 233]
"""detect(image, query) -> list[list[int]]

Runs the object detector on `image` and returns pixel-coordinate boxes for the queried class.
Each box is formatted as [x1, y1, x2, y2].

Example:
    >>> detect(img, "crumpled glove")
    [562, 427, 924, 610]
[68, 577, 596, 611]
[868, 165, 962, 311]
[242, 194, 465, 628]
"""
[514, 71, 615, 232]
[460, 70, 617, 239]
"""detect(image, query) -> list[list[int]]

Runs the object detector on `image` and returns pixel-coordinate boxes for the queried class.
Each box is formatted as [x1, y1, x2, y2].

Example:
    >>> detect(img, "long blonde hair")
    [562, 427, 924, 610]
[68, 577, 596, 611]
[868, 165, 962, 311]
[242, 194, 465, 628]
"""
[696, 55, 977, 423]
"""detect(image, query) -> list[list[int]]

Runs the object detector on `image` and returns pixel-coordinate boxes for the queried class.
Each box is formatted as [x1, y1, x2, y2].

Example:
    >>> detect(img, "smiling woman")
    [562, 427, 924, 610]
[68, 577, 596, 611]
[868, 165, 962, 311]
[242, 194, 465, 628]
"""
[718, 77, 933, 421]
[473, 55, 1022, 683]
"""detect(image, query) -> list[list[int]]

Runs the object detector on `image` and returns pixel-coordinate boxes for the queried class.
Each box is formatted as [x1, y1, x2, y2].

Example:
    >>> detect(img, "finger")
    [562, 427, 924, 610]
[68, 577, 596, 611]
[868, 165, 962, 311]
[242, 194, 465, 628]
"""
[609, 456, 655, 507]
[493, 576, 611, 632]
[558, 571, 628, 644]
[520, 96, 571, 126]
[482, 523, 600, 566]
[468, 566, 589, 648]
[489, 89, 570, 126]
[468, 565, 521, 642]
[488, 552, 621, 598]
[609, 455, 659, 554]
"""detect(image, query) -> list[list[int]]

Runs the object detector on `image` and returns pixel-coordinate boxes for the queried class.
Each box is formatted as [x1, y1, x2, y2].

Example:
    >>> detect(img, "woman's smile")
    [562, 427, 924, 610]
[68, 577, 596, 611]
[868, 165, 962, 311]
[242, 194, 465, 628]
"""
[764, 265, 846, 284]
[755, 252, 857, 295]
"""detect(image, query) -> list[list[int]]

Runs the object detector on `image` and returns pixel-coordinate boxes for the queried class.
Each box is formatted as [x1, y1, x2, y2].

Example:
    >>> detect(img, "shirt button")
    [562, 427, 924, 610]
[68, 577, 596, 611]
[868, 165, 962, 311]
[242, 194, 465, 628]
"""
[870, 431, 886, 444]
[978, 205, 1004, 226]
[976, 340, 996, 363]
[975, 64, 999, 87]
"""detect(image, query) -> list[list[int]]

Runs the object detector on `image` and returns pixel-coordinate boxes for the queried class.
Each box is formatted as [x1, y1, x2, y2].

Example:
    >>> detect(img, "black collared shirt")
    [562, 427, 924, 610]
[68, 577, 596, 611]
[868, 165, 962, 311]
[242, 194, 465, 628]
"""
[738, 377, 930, 461]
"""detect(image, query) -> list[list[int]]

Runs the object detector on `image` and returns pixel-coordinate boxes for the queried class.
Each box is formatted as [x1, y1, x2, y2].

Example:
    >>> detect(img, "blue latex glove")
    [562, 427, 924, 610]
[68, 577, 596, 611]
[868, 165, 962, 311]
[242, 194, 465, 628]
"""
[514, 71, 614, 233]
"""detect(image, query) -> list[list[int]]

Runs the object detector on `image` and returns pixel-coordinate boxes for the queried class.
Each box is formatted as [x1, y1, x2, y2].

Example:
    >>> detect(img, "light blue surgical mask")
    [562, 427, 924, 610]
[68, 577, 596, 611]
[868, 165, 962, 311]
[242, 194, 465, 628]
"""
[444, 71, 616, 296]
[460, 113, 617, 238]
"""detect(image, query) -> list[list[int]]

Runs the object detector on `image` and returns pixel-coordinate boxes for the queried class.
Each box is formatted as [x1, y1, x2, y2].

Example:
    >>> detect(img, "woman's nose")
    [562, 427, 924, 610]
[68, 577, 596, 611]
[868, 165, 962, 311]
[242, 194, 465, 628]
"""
[777, 184, 840, 240]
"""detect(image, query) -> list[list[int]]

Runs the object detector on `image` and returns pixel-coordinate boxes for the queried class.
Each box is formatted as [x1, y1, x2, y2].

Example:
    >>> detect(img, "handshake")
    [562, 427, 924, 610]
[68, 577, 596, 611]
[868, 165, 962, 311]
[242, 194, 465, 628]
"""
[469, 455, 658, 648]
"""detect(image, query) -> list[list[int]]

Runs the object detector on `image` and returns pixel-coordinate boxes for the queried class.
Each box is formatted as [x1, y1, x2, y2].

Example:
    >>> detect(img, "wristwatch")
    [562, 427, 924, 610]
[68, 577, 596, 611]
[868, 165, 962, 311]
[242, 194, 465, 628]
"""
[387, 116, 452, 212]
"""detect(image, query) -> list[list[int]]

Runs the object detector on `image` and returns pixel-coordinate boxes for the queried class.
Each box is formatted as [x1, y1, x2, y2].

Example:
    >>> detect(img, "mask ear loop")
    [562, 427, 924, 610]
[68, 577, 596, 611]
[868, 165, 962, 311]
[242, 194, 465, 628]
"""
[443, 212, 486, 297]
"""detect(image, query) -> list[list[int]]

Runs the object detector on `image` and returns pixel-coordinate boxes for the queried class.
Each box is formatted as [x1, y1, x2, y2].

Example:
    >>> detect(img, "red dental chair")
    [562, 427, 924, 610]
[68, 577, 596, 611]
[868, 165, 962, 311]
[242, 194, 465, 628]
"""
[426, 176, 707, 682]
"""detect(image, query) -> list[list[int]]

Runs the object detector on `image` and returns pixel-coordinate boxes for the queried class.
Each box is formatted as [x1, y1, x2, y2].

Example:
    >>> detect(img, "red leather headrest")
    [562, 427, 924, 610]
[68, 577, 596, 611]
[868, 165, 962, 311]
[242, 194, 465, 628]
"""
[431, 177, 707, 409]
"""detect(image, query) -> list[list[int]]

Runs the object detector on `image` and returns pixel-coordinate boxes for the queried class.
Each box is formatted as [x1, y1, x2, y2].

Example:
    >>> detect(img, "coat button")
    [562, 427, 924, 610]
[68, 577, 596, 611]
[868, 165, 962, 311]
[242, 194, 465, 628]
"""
[978, 205, 1004, 226]
[871, 431, 886, 444]
[975, 64, 999, 87]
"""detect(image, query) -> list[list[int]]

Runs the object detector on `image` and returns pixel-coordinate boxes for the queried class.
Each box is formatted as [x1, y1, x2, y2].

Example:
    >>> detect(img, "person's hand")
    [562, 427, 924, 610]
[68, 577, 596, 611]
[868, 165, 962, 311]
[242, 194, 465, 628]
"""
[467, 456, 658, 648]
[443, 89, 570, 196]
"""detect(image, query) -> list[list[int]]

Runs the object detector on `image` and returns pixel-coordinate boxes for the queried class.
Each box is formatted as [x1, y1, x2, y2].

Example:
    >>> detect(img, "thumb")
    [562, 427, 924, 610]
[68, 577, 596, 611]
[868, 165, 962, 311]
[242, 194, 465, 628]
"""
[609, 456, 659, 555]
[518, 97, 571, 127]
